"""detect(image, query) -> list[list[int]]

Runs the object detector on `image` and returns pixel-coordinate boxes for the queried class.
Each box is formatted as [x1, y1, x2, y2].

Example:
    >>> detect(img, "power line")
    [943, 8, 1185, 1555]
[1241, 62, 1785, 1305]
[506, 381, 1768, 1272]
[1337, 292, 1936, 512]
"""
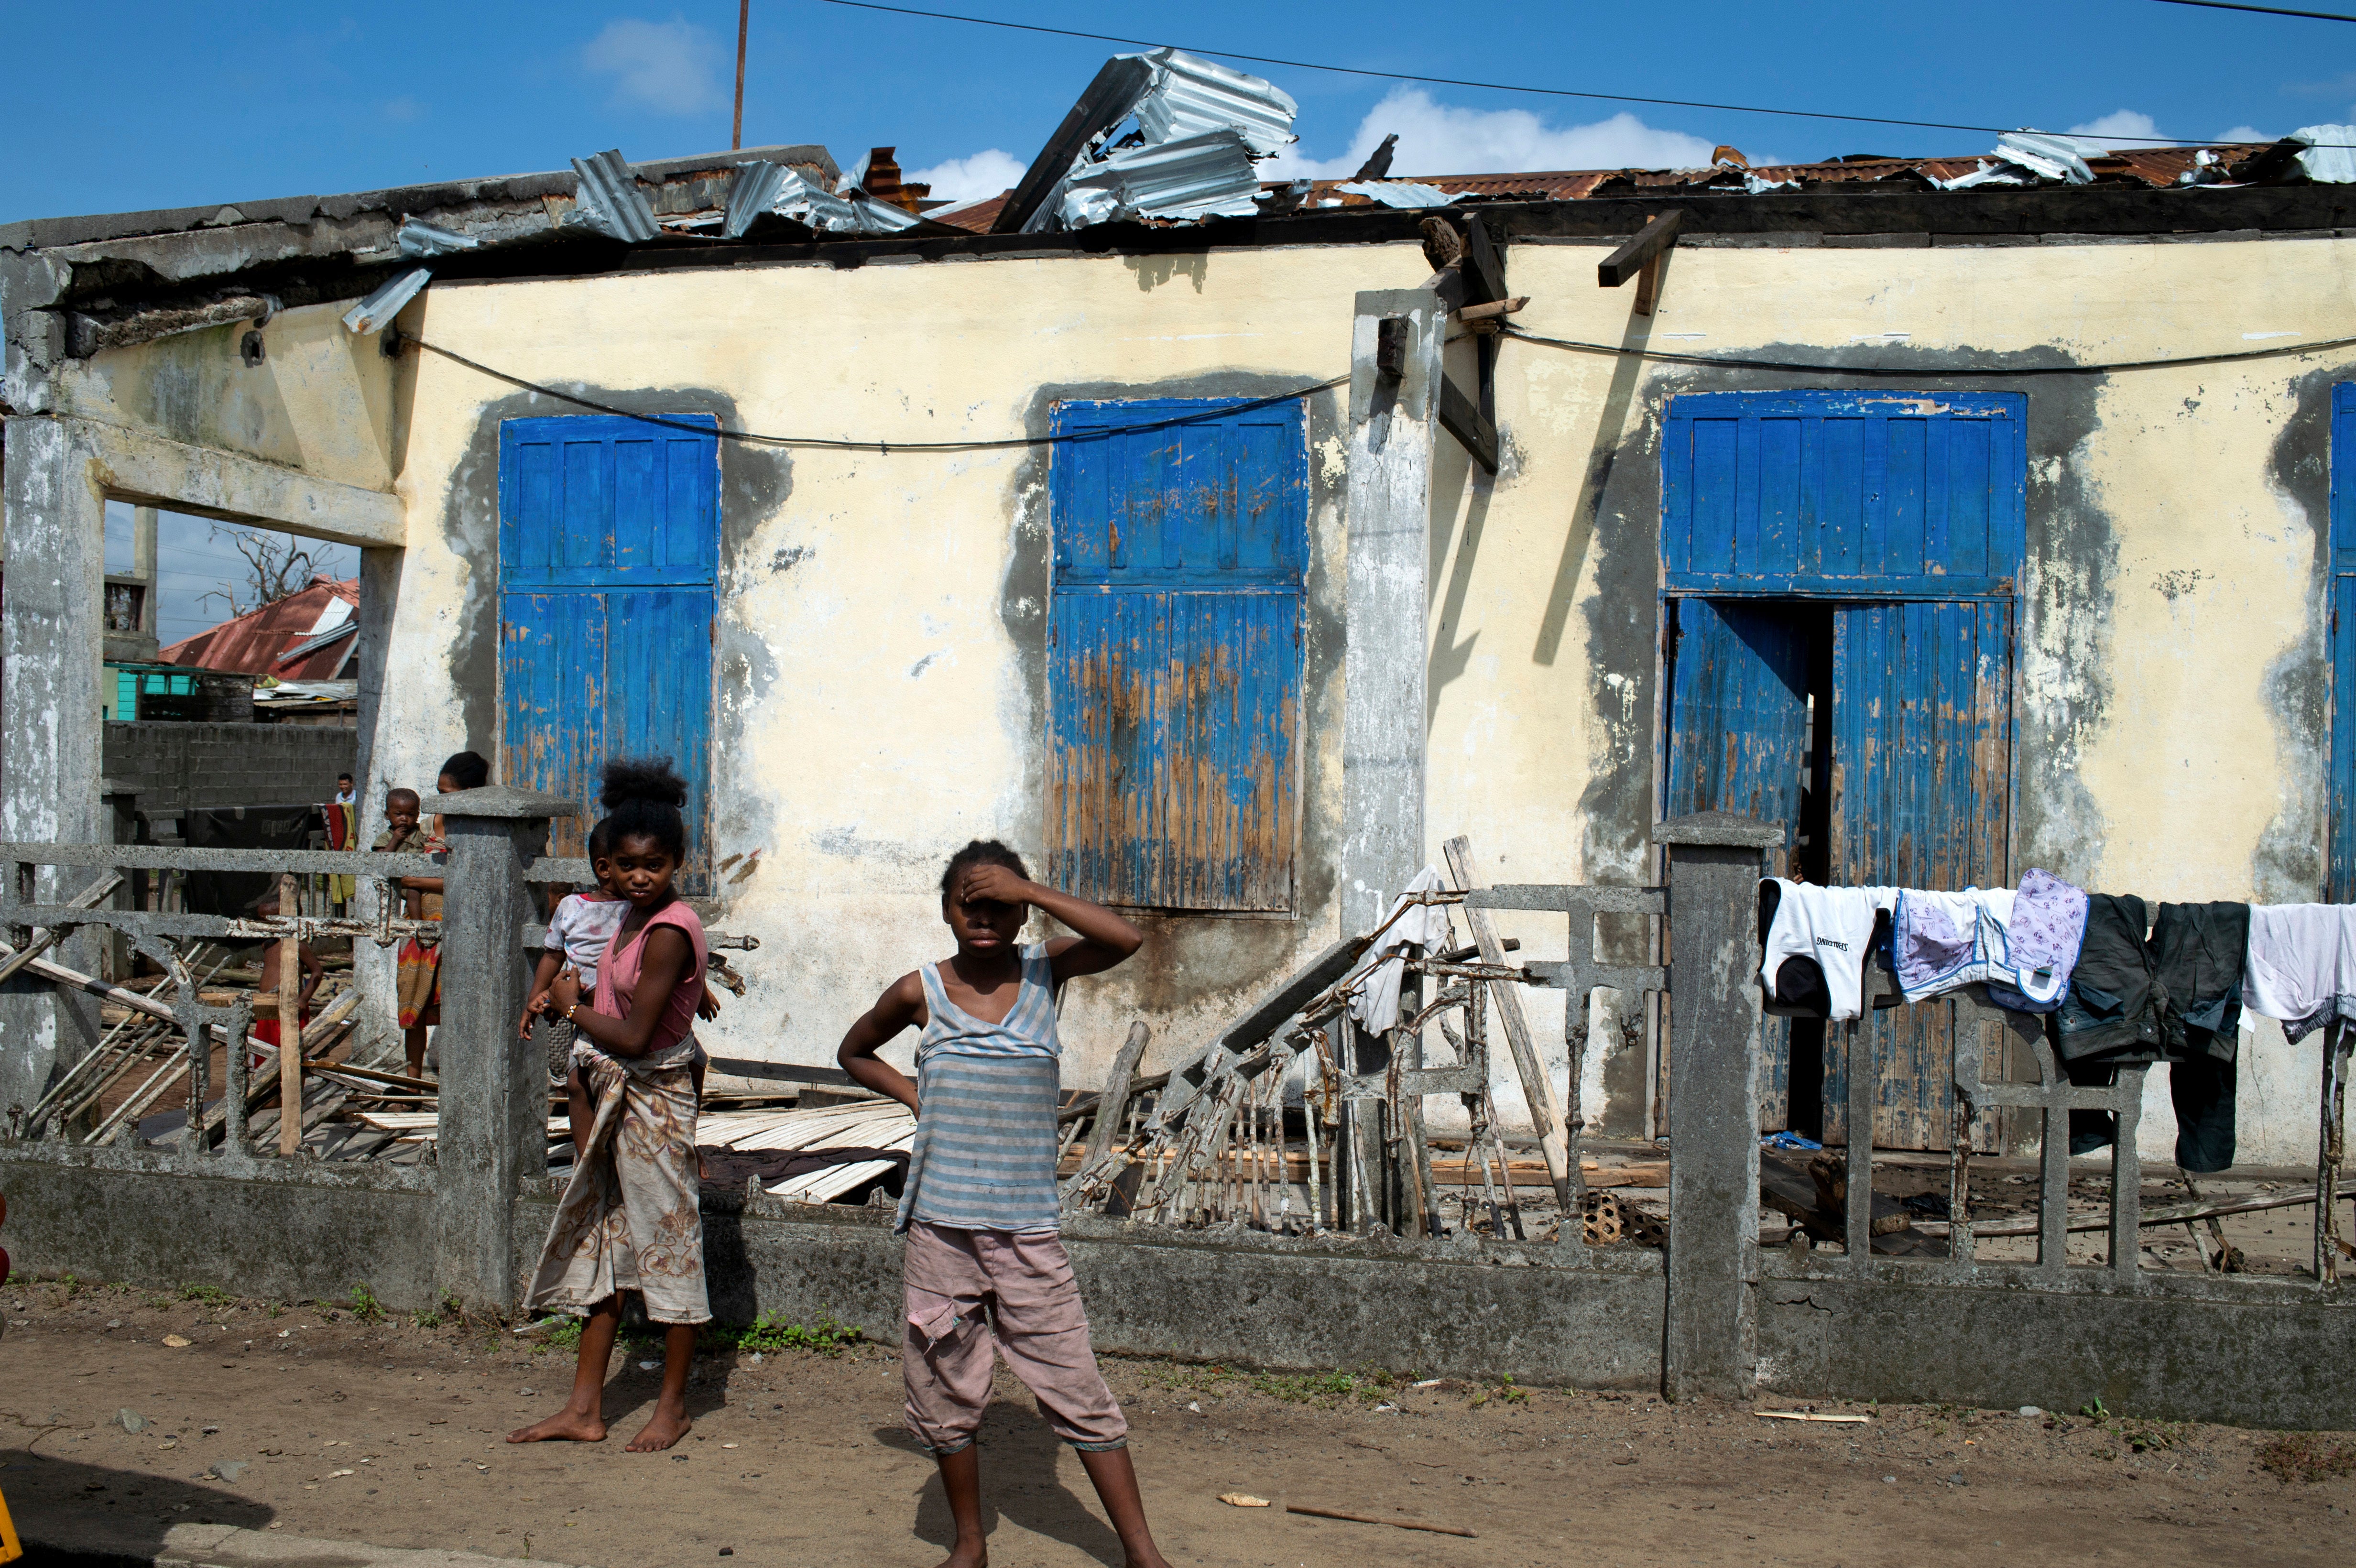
[815, 0, 2269, 148]
[1499, 324, 2356, 377]
[2149, 0, 2356, 21]
[403, 324, 2356, 461]
[401, 335, 1347, 451]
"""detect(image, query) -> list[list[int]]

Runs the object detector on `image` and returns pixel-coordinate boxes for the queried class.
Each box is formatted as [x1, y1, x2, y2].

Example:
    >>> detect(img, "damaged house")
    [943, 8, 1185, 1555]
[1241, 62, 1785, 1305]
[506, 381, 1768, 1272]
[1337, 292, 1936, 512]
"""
[7, 52, 2356, 1184]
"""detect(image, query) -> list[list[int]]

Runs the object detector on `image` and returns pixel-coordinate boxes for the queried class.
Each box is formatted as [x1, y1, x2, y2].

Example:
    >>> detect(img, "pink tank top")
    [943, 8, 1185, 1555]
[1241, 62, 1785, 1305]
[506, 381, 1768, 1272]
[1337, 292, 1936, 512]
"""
[592, 902, 707, 1058]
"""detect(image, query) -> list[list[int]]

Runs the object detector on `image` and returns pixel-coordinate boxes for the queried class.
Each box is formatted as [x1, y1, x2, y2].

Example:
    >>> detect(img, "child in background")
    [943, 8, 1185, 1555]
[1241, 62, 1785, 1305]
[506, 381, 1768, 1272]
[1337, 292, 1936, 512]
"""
[248, 890, 323, 1072]
[837, 840, 1171, 1568]
[521, 818, 625, 1088]
[379, 751, 489, 1078]
[513, 758, 710, 1454]
[371, 787, 444, 1077]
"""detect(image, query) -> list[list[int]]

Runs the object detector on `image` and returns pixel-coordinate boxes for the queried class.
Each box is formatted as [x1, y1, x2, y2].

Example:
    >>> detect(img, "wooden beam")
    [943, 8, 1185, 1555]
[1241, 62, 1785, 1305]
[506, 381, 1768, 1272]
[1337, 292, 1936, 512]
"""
[1456, 295, 1528, 322]
[1437, 376, 1498, 475]
[1462, 215, 1506, 307]
[990, 55, 1156, 235]
[276, 871, 301, 1156]
[1598, 209, 1685, 288]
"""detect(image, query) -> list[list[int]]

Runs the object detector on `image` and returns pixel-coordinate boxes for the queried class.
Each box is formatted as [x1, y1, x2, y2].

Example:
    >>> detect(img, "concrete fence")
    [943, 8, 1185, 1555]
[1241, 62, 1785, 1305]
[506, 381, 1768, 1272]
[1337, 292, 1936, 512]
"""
[1, 807, 2352, 1428]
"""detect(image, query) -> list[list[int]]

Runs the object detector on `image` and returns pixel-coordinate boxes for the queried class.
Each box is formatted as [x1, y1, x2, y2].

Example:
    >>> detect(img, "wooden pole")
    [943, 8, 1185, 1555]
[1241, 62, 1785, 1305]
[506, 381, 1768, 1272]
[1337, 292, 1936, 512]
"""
[732, 0, 750, 151]
[277, 872, 302, 1156]
[1443, 836, 1576, 1209]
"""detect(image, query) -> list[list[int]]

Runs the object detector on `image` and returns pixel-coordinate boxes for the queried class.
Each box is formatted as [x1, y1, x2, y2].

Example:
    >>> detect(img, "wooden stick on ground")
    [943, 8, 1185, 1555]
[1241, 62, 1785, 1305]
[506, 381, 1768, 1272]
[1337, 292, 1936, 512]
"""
[1285, 1504, 1477, 1539]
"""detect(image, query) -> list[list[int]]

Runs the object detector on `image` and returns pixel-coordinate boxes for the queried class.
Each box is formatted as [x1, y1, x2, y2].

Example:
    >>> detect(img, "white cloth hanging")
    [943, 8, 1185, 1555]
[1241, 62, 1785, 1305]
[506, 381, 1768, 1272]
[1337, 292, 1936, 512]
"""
[2242, 903, 2356, 1043]
[1759, 880, 1898, 1021]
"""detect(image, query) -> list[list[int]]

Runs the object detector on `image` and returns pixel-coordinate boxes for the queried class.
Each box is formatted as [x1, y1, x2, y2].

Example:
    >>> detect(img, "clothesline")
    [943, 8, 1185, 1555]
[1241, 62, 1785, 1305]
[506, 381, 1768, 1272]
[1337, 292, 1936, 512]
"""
[1756, 871, 2353, 1176]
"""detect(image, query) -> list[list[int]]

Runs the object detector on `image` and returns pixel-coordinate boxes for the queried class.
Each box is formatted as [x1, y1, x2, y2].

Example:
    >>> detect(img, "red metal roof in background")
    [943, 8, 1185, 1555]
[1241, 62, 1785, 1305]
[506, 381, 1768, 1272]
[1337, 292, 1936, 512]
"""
[157, 577, 359, 679]
[927, 144, 2269, 233]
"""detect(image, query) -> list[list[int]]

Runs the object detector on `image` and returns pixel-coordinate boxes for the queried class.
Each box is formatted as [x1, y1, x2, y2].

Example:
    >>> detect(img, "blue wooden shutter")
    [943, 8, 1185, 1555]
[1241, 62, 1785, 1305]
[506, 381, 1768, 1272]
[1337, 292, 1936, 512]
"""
[1664, 599, 1812, 838]
[1662, 391, 2025, 596]
[498, 414, 718, 885]
[1663, 597, 1812, 1127]
[2331, 384, 2356, 902]
[1823, 599, 2013, 1150]
[1047, 400, 1307, 912]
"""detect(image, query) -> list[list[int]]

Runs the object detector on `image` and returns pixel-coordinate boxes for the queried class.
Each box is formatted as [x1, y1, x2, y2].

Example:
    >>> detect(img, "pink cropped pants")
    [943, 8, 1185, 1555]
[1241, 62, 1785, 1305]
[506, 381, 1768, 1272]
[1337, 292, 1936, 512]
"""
[901, 1220, 1128, 1454]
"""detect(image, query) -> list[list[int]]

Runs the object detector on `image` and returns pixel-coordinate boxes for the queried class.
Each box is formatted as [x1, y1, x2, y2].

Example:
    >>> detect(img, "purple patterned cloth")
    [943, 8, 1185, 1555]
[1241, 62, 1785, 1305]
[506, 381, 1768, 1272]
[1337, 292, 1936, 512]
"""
[1987, 868, 2089, 1011]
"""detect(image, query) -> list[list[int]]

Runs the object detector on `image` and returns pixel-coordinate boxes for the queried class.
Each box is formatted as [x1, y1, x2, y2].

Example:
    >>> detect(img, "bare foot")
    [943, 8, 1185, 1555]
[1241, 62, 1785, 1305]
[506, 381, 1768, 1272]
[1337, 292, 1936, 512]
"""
[931, 1544, 987, 1568]
[624, 1405, 692, 1452]
[506, 1408, 606, 1443]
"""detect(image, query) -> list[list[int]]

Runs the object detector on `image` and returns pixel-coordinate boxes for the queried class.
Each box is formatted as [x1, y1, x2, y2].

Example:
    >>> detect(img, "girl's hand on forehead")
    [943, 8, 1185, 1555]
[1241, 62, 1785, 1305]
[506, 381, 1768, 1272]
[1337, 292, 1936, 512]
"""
[957, 862, 1030, 908]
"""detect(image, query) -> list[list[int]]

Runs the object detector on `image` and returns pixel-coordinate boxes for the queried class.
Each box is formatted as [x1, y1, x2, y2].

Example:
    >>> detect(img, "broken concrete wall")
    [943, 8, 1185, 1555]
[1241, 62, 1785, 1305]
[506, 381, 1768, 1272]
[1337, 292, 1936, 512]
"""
[46, 298, 408, 493]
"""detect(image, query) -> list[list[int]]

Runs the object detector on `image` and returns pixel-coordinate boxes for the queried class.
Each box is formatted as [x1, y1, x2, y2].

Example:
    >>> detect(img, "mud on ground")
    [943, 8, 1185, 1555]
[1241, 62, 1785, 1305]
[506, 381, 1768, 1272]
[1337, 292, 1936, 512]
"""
[1, 1274, 2350, 1567]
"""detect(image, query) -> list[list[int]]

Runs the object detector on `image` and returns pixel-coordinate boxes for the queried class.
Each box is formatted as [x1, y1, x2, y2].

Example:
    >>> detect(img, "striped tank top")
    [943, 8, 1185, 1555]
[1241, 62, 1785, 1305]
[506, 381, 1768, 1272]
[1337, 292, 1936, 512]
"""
[894, 942, 1062, 1235]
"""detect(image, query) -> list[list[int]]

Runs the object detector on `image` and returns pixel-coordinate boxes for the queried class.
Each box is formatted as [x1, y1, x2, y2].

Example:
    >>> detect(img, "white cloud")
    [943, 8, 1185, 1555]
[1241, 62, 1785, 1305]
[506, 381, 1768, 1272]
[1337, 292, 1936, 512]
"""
[581, 17, 723, 116]
[1266, 88, 1735, 181]
[906, 148, 1027, 205]
[2064, 109, 2166, 152]
[2216, 125, 2269, 143]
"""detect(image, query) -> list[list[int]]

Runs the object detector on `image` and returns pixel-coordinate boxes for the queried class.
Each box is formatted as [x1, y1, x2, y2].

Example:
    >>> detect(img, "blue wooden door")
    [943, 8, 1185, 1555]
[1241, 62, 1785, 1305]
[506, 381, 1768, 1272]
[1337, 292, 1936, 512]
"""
[1046, 399, 1307, 911]
[499, 415, 718, 886]
[2332, 384, 2356, 903]
[1664, 597, 1813, 1126]
[1661, 390, 2024, 1150]
[1823, 600, 2013, 1150]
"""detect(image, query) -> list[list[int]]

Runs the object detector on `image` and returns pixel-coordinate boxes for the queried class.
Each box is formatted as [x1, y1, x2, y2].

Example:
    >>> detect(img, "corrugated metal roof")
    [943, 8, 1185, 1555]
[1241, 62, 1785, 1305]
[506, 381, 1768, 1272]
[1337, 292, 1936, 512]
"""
[929, 140, 2278, 232]
[158, 578, 360, 679]
[1130, 49, 1298, 158]
[1059, 129, 1265, 227]
[567, 149, 661, 243]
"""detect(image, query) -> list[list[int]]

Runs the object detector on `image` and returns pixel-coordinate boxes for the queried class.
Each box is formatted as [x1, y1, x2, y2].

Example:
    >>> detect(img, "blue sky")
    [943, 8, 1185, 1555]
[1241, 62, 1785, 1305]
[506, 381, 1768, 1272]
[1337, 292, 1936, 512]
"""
[2, 0, 2345, 225]
[12, 2, 2350, 633]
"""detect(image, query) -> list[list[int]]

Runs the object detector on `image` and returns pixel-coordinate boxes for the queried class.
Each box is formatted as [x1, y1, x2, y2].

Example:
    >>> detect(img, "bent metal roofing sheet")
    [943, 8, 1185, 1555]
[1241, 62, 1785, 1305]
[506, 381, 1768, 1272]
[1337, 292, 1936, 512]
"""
[928, 142, 2277, 233]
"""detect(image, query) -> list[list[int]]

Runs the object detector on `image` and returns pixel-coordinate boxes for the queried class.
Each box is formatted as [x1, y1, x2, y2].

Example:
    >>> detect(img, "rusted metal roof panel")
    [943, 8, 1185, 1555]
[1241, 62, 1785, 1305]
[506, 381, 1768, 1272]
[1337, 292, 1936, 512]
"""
[158, 578, 360, 678]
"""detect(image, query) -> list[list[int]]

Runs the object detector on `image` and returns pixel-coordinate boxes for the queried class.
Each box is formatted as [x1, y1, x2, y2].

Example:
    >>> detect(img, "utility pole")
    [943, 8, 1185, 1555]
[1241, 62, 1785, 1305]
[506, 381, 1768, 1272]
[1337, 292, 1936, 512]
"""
[732, 0, 749, 150]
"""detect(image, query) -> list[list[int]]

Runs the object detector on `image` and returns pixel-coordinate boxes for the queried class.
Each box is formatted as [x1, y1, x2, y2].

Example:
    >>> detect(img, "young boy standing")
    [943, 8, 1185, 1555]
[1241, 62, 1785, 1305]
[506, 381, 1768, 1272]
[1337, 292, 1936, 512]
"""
[838, 841, 1171, 1568]
[372, 786, 445, 1078]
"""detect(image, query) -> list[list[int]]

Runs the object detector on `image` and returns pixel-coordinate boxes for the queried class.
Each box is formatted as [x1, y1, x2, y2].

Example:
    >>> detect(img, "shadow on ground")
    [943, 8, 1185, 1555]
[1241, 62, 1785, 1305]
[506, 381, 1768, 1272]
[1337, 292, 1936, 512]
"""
[3, 1447, 273, 1563]
[874, 1401, 1126, 1567]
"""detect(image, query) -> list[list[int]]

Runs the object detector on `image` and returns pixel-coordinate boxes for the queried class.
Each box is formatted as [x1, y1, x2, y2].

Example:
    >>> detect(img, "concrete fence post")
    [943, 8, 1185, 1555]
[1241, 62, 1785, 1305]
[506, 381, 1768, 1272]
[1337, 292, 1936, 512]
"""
[430, 785, 576, 1315]
[1657, 811, 1780, 1402]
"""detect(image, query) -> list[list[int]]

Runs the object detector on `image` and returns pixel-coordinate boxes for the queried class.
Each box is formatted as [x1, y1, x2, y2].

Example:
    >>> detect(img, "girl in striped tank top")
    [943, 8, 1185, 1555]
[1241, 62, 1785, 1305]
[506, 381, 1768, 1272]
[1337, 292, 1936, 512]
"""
[840, 840, 1171, 1568]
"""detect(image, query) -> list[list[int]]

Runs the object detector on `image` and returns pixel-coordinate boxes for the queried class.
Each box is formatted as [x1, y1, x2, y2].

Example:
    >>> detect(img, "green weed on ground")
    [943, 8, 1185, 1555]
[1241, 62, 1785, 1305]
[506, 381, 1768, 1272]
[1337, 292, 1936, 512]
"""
[517, 1310, 867, 1359]
[2258, 1432, 2356, 1484]
[179, 1285, 234, 1307]
[346, 1285, 385, 1324]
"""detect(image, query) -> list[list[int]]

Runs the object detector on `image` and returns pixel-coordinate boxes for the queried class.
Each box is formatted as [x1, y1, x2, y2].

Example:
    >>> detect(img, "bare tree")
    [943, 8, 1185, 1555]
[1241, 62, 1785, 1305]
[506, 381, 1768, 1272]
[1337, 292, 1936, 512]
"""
[196, 526, 328, 618]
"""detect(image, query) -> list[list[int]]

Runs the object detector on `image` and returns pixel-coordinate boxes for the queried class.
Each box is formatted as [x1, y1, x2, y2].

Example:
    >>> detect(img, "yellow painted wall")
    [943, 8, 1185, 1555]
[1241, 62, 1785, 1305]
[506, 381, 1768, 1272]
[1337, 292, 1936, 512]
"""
[364, 230, 2356, 1164]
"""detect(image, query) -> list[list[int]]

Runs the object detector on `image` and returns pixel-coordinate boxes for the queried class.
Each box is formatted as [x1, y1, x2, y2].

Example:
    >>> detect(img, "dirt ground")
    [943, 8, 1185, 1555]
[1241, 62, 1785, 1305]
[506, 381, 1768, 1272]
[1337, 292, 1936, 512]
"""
[3, 1277, 2352, 1567]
